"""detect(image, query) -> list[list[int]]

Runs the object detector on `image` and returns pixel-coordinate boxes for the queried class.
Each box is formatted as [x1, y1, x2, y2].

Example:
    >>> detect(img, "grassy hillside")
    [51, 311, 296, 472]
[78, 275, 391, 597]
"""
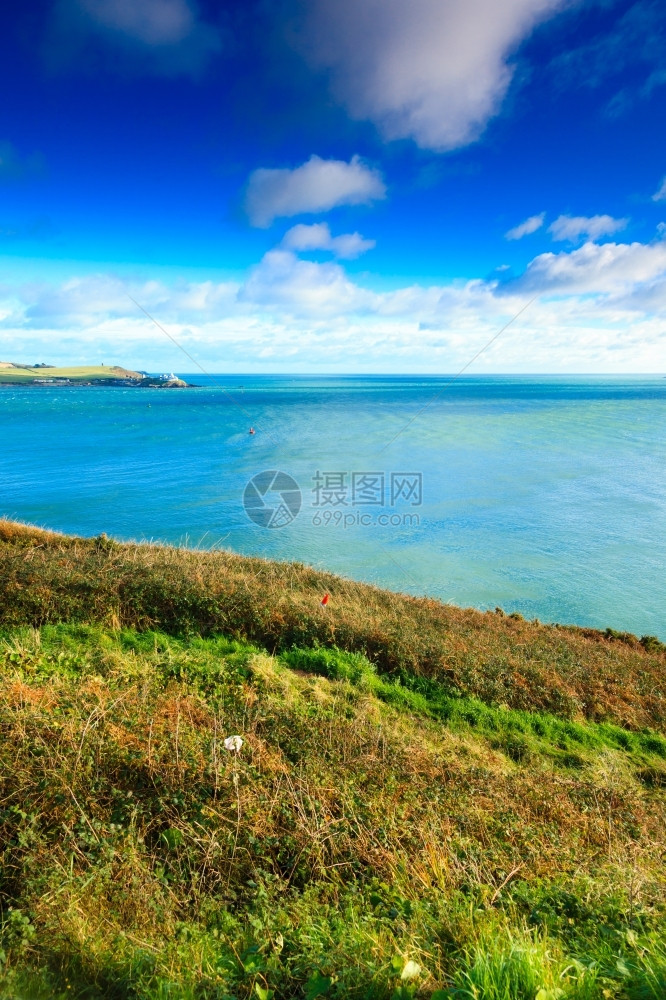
[0, 521, 665, 999]
[0, 365, 142, 384]
[1, 520, 664, 730]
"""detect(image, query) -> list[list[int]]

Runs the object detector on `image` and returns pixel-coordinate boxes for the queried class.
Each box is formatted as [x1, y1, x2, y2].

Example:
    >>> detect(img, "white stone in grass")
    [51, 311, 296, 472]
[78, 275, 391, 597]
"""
[224, 735, 244, 752]
[400, 961, 421, 980]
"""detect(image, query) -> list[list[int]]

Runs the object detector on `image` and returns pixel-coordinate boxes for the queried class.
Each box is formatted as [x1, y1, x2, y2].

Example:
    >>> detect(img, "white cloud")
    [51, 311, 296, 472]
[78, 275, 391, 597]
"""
[509, 239, 666, 295]
[12, 273, 239, 331]
[548, 214, 628, 242]
[505, 213, 545, 240]
[4, 233, 666, 373]
[245, 155, 386, 228]
[298, 0, 568, 151]
[653, 176, 666, 202]
[280, 222, 375, 258]
[240, 249, 376, 315]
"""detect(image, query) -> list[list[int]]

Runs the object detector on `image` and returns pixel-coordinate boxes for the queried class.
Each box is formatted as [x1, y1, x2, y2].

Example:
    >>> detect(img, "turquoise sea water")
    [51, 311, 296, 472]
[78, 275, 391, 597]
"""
[1, 375, 664, 639]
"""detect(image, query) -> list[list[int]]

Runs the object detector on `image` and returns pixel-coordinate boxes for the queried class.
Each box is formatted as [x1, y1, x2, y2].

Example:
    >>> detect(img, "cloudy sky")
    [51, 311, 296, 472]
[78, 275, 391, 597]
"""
[1, 0, 666, 372]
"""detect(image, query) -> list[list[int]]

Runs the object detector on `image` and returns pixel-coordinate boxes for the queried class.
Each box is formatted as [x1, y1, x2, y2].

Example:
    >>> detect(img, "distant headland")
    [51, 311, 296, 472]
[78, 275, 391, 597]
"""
[0, 362, 192, 387]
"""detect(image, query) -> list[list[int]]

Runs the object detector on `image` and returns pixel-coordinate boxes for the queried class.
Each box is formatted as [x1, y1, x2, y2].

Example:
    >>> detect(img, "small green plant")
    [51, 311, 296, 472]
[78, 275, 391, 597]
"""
[640, 634, 666, 654]
[1, 909, 37, 961]
[280, 645, 376, 685]
[444, 929, 598, 1000]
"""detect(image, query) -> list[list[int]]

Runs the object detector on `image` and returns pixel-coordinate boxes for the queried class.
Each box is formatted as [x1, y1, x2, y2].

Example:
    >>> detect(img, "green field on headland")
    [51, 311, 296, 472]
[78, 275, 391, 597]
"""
[0, 364, 143, 384]
[0, 520, 665, 999]
[0, 364, 188, 387]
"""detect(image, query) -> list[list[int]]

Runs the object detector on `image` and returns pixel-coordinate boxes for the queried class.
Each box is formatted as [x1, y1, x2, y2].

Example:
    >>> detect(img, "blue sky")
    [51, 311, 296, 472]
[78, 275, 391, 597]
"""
[1, 0, 666, 372]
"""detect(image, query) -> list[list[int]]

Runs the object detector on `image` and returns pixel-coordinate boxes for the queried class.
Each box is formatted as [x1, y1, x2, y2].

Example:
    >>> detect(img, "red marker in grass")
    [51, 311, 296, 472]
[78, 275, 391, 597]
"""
[320, 593, 329, 608]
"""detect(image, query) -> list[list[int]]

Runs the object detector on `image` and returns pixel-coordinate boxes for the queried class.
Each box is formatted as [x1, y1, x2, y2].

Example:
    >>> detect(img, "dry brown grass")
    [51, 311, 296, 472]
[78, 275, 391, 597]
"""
[1, 640, 664, 907]
[1, 518, 664, 731]
[1, 623, 665, 998]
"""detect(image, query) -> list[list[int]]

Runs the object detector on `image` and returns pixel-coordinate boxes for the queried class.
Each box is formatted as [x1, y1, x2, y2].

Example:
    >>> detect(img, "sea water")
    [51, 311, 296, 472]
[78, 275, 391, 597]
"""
[1, 375, 664, 639]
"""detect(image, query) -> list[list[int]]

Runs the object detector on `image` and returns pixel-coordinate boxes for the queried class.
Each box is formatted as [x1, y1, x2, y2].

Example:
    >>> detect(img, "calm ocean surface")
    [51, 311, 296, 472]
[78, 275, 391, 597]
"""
[1, 375, 664, 638]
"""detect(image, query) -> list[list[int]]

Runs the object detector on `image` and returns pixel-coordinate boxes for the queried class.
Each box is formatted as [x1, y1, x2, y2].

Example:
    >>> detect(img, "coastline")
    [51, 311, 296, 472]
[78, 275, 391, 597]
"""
[1, 518, 663, 726]
[0, 361, 193, 387]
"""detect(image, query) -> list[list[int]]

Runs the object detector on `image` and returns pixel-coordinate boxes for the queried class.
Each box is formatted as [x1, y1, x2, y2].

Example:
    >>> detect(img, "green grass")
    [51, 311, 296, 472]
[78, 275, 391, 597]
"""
[0, 624, 665, 999]
[0, 365, 142, 383]
[280, 645, 666, 768]
[0, 522, 665, 998]
[1, 520, 665, 731]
